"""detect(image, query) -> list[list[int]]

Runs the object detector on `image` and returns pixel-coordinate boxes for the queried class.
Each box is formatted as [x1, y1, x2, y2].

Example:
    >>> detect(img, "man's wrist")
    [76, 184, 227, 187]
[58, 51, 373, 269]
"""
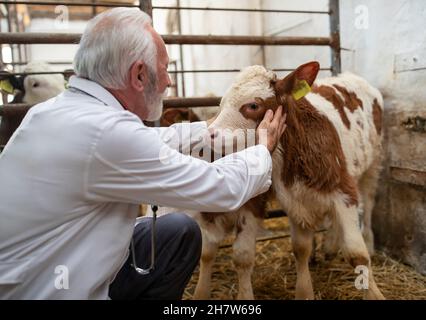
[257, 141, 272, 153]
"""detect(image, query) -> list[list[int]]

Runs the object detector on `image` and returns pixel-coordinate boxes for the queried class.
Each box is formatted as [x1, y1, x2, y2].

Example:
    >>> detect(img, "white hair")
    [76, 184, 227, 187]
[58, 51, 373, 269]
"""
[74, 7, 157, 89]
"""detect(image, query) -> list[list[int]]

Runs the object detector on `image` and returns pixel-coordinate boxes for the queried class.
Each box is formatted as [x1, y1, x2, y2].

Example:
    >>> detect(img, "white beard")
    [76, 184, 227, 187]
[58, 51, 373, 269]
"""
[144, 88, 168, 122]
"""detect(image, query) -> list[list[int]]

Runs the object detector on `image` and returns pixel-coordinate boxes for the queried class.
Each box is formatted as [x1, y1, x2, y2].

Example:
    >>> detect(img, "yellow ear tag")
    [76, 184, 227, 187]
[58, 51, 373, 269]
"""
[0, 79, 14, 94]
[291, 79, 311, 101]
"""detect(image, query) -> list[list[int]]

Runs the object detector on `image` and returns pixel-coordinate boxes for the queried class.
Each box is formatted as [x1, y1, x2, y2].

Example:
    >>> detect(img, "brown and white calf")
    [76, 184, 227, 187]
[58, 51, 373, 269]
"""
[199, 61, 384, 300]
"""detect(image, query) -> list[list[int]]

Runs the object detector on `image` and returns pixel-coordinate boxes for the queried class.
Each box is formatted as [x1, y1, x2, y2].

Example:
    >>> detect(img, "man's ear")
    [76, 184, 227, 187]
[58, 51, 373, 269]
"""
[274, 61, 320, 97]
[129, 60, 147, 92]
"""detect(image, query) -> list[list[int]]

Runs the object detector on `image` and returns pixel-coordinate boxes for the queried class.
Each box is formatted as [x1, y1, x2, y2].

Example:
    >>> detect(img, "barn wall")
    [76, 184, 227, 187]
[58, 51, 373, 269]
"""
[340, 0, 426, 275]
[26, 19, 86, 71]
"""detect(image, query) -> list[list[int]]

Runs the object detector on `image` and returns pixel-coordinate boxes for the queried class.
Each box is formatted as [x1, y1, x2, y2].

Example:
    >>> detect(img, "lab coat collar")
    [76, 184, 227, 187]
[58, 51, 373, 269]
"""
[68, 76, 125, 111]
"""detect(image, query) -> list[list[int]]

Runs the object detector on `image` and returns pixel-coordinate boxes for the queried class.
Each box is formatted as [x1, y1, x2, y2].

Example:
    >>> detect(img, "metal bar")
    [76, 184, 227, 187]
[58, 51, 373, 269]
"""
[168, 67, 332, 73]
[163, 97, 221, 108]
[164, 35, 332, 46]
[177, 0, 186, 97]
[168, 61, 178, 96]
[329, 0, 341, 75]
[12, 3, 23, 67]
[154, 6, 330, 14]
[91, 0, 97, 18]
[0, 33, 81, 44]
[139, 0, 152, 18]
[0, 33, 333, 46]
[0, 97, 223, 116]
[0, 10, 3, 71]
[5, 61, 73, 66]
[0, 1, 330, 14]
[1, 71, 74, 76]
[0, 1, 139, 8]
[5, 3, 16, 65]
[1, 67, 332, 77]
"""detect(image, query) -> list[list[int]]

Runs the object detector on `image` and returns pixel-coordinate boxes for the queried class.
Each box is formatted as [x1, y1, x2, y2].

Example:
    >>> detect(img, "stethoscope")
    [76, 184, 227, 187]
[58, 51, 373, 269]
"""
[130, 205, 158, 275]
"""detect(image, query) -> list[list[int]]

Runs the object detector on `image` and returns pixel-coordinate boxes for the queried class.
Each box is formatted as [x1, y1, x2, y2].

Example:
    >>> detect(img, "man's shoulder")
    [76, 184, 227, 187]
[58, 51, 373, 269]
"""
[54, 90, 142, 127]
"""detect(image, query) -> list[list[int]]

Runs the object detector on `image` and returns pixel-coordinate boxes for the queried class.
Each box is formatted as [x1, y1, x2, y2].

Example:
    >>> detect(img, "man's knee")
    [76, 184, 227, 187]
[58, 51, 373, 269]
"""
[162, 213, 202, 253]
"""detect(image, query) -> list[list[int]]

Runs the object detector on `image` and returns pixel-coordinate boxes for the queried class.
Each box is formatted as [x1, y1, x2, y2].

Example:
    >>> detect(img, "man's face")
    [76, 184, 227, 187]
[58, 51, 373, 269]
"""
[141, 29, 171, 121]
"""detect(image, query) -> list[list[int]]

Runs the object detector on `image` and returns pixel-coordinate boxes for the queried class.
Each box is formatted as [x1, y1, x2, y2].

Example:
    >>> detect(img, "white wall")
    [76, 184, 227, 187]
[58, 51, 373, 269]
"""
[340, 0, 426, 97]
[159, 0, 264, 97]
[25, 19, 87, 72]
[338, 0, 426, 275]
[261, 0, 331, 79]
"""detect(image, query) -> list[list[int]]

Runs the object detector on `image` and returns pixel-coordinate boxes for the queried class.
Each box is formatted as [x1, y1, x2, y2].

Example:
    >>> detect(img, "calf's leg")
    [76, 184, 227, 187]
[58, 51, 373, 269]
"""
[334, 199, 384, 300]
[289, 216, 315, 300]
[193, 230, 221, 299]
[358, 157, 382, 256]
[232, 210, 258, 300]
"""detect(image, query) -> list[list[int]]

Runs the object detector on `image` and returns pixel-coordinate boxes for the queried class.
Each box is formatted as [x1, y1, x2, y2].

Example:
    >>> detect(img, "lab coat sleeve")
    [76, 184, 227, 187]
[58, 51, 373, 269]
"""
[152, 121, 208, 152]
[85, 114, 272, 212]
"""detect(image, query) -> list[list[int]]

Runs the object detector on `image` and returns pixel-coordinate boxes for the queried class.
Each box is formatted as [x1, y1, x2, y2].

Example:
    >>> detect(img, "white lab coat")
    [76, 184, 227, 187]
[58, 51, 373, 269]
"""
[0, 76, 272, 299]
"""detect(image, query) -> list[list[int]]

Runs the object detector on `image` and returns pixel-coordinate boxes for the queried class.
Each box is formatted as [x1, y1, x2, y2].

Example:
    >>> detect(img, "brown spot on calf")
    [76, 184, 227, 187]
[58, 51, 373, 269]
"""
[312, 85, 351, 129]
[333, 84, 363, 112]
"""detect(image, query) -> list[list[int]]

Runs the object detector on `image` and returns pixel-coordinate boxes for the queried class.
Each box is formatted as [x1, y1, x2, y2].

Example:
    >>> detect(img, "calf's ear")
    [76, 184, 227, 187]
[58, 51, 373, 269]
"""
[274, 61, 320, 98]
[293, 61, 320, 86]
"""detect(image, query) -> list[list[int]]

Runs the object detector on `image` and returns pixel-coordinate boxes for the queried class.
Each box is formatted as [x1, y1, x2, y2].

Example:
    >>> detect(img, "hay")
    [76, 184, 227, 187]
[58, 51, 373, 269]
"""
[183, 217, 426, 300]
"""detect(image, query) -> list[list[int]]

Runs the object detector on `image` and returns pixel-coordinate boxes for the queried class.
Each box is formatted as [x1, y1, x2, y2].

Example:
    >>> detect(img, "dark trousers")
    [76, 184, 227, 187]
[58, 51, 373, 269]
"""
[109, 213, 201, 300]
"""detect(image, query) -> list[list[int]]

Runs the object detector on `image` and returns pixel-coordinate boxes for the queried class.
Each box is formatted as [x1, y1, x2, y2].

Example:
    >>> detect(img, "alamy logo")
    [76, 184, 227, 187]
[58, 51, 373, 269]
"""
[158, 124, 269, 176]
[54, 5, 69, 30]
[54, 265, 69, 290]
[354, 5, 369, 30]
[354, 265, 369, 290]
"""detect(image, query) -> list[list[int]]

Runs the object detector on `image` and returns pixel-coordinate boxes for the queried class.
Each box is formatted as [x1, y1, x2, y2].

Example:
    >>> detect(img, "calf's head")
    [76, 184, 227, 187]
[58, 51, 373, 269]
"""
[0, 61, 65, 104]
[208, 61, 320, 154]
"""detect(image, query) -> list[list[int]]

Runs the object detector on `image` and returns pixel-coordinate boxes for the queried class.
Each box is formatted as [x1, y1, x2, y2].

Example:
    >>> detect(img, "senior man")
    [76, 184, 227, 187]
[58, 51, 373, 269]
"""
[0, 8, 286, 300]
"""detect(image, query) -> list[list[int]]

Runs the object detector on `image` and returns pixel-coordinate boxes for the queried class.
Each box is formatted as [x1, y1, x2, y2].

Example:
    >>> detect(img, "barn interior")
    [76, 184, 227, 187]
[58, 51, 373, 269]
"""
[0, 0, 425, 300]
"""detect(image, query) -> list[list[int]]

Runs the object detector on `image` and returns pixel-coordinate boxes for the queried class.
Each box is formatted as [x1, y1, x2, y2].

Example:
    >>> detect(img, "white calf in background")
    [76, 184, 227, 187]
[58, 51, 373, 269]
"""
[0, 62, 66, 146]
[1, 61, 65, 104]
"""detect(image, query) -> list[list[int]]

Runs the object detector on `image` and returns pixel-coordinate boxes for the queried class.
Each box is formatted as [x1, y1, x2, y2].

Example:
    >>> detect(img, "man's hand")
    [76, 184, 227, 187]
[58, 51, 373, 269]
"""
[256, 106, 287, 153]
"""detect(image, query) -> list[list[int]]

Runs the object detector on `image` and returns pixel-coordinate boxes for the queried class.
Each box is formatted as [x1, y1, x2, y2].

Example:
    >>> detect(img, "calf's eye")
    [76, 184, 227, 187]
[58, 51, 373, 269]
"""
[249, 103, 258, 110]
